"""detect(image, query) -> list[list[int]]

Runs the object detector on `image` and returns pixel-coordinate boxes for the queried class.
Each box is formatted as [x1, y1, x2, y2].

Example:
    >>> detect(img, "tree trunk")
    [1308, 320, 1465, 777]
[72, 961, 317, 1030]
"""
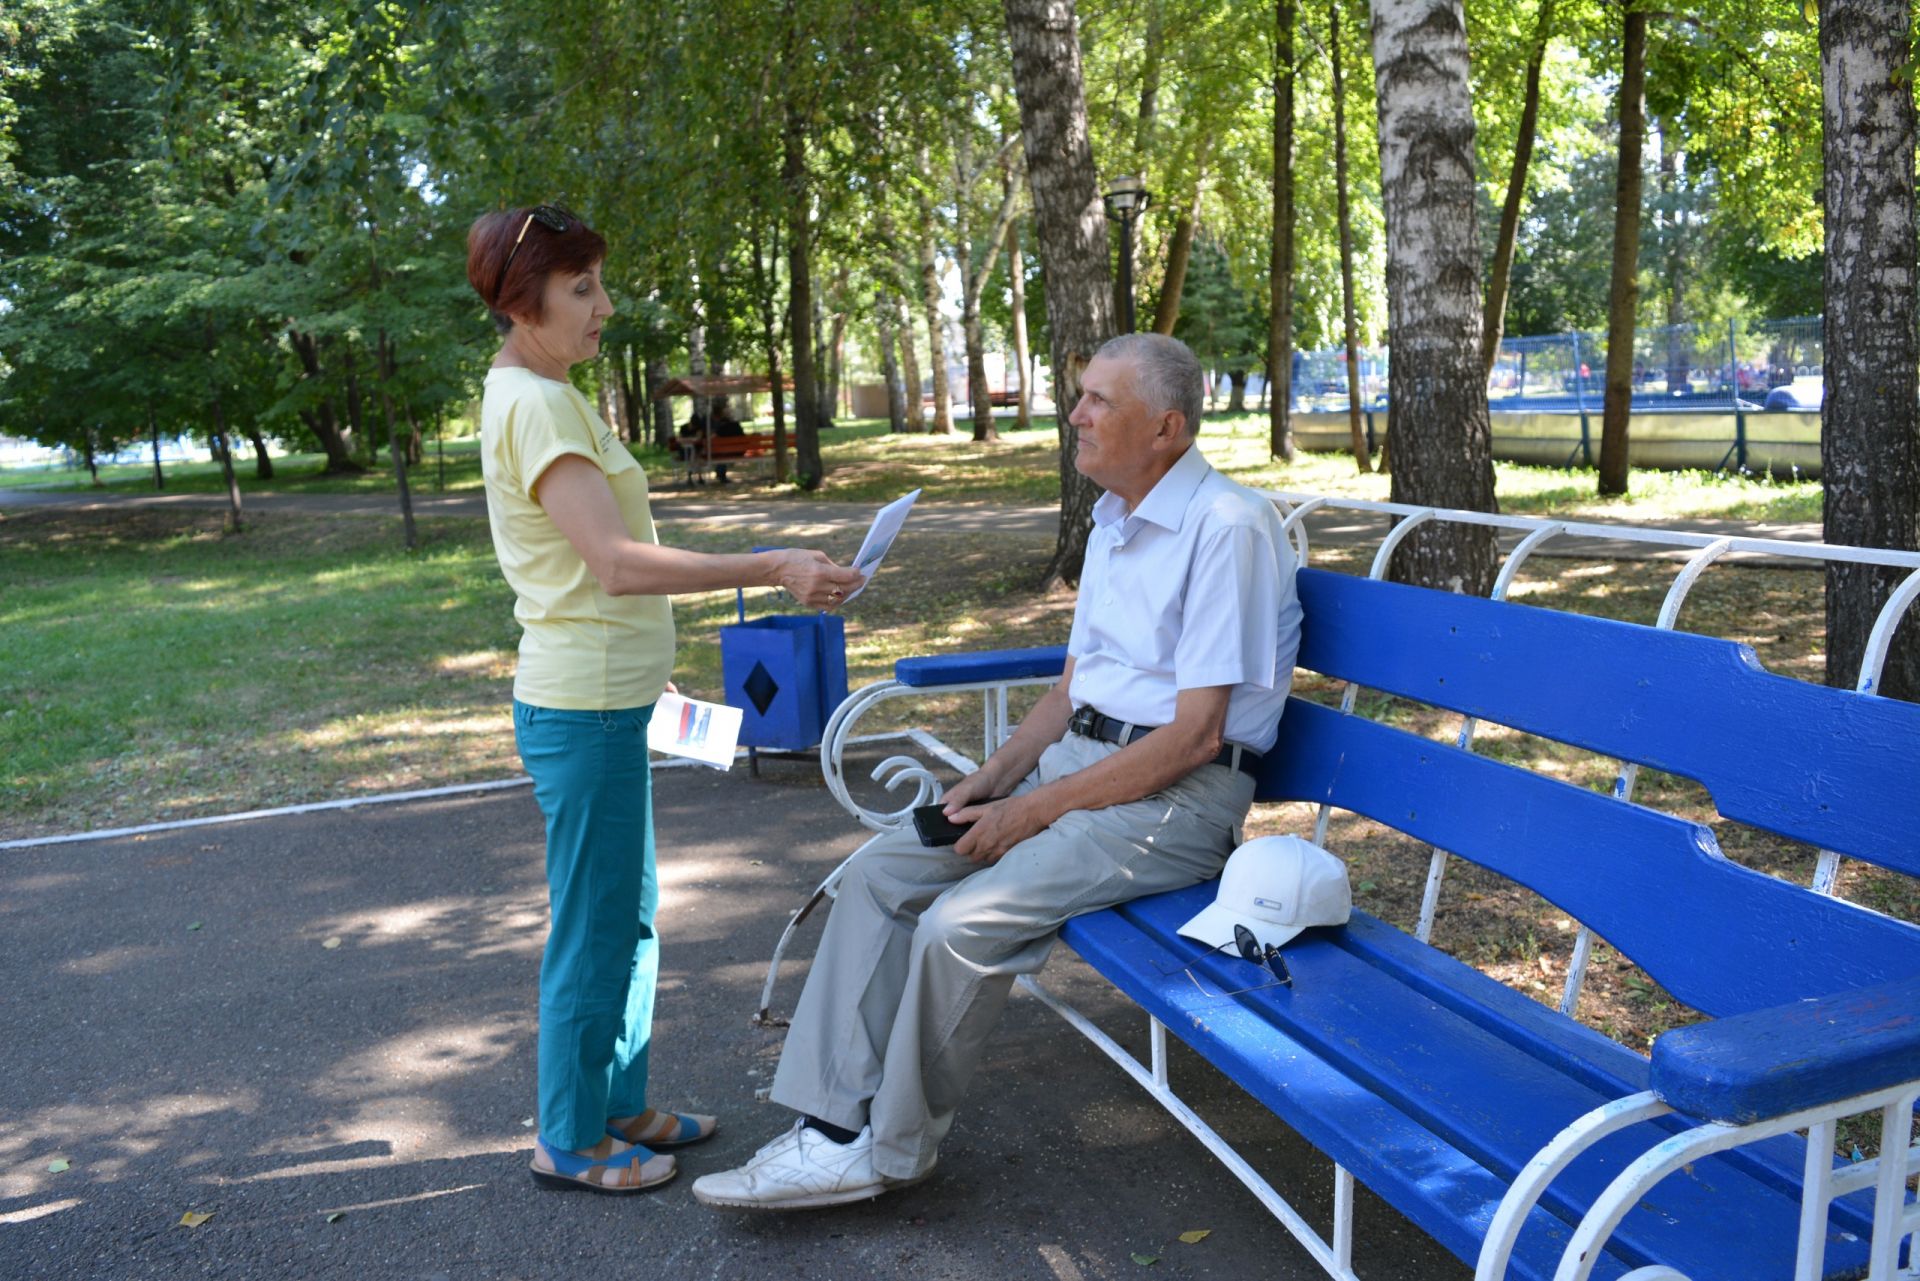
[288, 329, 362, 473]
[784, 97, 825, 489]
[1480, 0, 1555, 379]
[344, 351, 368, 465]
[879, 294, 909, 433]
[1597, 7, 1648, 497]
[246, 425, 275, 479]
[1821, 0, 1920, 701]
[897, 292, 926, 431]
[769, 341, 790, 484]
[1227, 371, 1249, 412]
[826, 303, 848, 424]
[1005, 0, 1116, 587]
[614, 345, 639, 442]
[149, 404, 165, 490]
[1371, 0, 1498, 594]
[918, 219, 952, 433]
[645, 356, 674, 451]
[377, 332, 418, 551]
[1151, 198, 1200, 335]
[1008, 220, 1033, 430]
[963, 172, 1023, 443]
[204, 318, 243, 533]
[1330, 0, 1372, 472]
[1659, 125, 1688, 395]
[749, 214, 792, 483]
[1268, 0, 1298, 462]
[83, 431, 100, 486]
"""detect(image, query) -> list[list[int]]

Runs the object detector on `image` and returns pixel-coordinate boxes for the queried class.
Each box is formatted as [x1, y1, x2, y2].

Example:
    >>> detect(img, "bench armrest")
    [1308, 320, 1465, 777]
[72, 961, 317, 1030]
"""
[1650, 974, 1920, 1124]
[894, 645, 1068, 689]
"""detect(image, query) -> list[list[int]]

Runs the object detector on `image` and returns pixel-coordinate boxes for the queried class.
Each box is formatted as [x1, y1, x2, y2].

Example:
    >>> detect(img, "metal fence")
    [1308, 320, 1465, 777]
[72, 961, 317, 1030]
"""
[1282, 317, 1827, 477]
[1287, 317, 1825, 414]
[1486, 317, 1824, 414]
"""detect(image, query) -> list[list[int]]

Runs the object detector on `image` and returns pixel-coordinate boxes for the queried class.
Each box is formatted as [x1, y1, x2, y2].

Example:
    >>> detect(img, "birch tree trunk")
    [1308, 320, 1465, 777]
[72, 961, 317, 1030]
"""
[1597, 7, 1647, 497]
[1371, 0, 1498, 594]
[1480, 0, 1555, 379]
[1330, 0, 1372, 472]
[1821, 0, 1920, 701]
[1005, 0, 1116, 587]
[784, 96, 825, 489]
[963, 176, 1021, 443]
[918, 224, 952, 433]
[1268, 0, 1298, 462]
[897, 292, 926, 431]
[1008, 221, 1033, 430]
[878, 293, 909, 433]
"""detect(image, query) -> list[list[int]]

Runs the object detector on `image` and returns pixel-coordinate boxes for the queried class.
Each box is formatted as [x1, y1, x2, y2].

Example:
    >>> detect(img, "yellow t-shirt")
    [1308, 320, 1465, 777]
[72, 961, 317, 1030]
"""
[479, 366, 675, 710]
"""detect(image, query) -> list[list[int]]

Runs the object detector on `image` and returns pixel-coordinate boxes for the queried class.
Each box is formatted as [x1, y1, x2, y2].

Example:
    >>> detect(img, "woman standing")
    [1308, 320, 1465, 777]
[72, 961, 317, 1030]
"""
[466, 206, 862, 1195]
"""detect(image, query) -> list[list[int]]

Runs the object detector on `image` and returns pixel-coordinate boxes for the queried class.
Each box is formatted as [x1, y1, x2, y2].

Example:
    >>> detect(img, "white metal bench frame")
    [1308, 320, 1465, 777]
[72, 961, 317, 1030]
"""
[769, 493, 1920, 1281]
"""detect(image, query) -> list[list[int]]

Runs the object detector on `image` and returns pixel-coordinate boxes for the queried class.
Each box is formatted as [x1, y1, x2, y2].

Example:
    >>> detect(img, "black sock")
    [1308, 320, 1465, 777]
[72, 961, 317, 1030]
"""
[802, 1115, 861, 1145]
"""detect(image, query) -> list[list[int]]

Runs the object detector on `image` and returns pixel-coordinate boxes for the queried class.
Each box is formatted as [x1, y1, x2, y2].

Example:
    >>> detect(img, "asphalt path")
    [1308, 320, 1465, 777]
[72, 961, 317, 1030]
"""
[0, 483, 1823, 565]
[0, 750, 1470, 1281]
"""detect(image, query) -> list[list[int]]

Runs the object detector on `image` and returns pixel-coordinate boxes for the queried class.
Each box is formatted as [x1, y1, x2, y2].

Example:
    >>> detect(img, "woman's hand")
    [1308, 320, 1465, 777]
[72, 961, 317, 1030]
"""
[769, 550, 865, 610]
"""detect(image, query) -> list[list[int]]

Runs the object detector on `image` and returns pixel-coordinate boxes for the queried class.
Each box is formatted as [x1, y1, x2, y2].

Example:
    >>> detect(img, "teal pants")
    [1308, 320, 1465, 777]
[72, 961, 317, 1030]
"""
[513, 700, 658, 1152]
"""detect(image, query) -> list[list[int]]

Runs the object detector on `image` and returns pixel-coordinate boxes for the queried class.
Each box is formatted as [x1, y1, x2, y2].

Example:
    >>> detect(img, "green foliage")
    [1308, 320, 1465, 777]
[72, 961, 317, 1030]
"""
[0, 0, 1848, 498]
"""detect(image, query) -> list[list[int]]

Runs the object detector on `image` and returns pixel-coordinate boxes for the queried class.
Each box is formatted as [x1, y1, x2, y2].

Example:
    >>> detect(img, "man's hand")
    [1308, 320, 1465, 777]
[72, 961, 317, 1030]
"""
[939, 768, 1004, 817]
[951, 792, 1051, 866]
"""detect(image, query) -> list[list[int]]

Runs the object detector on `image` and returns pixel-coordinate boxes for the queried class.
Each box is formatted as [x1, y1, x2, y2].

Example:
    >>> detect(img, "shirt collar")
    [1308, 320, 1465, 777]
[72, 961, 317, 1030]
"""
[1092, 441, 1214, 535]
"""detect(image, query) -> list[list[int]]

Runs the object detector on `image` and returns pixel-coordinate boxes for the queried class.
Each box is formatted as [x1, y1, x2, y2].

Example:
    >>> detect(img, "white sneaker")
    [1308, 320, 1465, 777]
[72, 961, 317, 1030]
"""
[691, 1121, 889, 1210]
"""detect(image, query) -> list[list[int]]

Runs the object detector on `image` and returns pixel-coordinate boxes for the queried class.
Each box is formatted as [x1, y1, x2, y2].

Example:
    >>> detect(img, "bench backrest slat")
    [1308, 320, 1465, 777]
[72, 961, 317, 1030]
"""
[1256, 698, 1920, 1018]
[1294, 569, 1920, 876]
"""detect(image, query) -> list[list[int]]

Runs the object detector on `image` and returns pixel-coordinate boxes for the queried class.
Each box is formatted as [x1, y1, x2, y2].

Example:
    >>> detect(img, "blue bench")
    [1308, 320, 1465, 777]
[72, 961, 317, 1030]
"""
[800, 529, 1920, 1279]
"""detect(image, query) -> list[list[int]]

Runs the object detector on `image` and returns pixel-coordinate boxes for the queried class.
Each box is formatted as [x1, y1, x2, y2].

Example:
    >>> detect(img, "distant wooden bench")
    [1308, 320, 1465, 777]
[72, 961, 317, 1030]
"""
[784, 496, 1920, 1281]
[676, 432, 772, 484]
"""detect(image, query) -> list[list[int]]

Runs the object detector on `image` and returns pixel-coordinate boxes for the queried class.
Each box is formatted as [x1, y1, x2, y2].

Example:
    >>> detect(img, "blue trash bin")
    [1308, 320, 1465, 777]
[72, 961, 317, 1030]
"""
[720, 614, 849, 752]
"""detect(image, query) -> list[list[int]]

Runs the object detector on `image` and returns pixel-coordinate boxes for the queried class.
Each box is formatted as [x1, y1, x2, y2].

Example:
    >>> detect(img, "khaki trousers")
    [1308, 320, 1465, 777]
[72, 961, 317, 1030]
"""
[770, 732, 1254, 1179]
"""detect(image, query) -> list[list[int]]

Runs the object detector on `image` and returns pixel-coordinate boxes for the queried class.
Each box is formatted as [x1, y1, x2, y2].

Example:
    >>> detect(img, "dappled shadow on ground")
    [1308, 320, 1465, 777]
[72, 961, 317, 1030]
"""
[0, 751, 1464, 1279]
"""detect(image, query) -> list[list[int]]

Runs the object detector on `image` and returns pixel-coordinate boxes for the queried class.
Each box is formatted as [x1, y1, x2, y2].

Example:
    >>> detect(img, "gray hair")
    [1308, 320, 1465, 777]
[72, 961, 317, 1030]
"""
[1096, 333, 1204, 436]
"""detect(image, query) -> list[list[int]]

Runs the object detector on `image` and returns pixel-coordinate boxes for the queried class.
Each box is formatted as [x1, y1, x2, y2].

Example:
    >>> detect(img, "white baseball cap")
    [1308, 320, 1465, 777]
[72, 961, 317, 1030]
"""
[1177, 835, 1352, 951]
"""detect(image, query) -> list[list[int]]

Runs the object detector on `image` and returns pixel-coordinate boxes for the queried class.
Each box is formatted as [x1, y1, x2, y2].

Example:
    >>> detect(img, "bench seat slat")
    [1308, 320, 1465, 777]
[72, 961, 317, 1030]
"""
[1064, 895, 1877, 1281]
[1256, 698, 1920, 1018]
[1055, 911, 1629, 1281]
[1295, 568, 1920, 873]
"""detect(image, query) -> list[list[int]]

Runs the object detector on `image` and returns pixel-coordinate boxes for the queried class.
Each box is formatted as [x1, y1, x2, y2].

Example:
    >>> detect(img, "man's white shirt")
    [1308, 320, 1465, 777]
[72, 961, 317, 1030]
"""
[1066, 442, 1304, 754]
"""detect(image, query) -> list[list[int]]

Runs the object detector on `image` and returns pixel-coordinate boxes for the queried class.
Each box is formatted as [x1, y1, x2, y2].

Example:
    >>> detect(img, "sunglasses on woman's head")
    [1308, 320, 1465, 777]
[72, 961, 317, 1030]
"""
[498, 204, 578, 290]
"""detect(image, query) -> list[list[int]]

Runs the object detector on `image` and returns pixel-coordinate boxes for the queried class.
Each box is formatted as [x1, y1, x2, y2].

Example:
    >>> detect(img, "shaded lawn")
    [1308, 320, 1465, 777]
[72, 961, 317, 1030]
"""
[2, 503, 1910, 1132]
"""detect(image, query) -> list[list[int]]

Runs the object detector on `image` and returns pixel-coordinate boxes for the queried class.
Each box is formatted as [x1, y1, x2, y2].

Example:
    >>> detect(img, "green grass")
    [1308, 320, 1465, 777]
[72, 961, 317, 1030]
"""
[0, 504, 1073, 841]
[6, 411, 1823, 522]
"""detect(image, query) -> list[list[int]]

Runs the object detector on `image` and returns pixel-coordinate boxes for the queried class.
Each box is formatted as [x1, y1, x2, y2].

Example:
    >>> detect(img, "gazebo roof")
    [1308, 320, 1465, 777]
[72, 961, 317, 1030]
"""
[649, 374, 793, 400]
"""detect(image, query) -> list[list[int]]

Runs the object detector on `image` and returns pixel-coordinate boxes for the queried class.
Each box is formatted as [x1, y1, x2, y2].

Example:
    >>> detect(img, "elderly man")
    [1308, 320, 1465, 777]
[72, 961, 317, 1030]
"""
[692, 333, 1304, 1210]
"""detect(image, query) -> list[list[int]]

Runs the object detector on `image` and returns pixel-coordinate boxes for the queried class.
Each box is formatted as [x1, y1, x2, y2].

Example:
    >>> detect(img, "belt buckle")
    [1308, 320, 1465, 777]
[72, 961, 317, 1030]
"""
[1069, 706, 1098, 738]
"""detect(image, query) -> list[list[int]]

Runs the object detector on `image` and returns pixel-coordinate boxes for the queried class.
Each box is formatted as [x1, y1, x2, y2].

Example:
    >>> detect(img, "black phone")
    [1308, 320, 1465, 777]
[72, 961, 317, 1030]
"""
[912, 804, 977, 847]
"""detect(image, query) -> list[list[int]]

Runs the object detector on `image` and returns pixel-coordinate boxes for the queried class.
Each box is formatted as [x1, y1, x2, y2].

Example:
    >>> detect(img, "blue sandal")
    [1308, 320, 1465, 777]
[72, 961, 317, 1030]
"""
[529, 1136, 676, 1194]
[607, 1110, 718, 1149]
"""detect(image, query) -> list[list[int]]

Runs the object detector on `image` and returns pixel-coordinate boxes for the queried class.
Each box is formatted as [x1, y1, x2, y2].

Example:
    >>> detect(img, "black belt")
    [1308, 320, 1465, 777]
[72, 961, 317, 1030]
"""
[1067, 706, 1262, 777]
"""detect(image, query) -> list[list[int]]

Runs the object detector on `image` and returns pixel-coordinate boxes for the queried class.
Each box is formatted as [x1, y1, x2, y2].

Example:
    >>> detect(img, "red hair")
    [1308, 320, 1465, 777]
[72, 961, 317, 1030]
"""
[466, 207, 609, 333]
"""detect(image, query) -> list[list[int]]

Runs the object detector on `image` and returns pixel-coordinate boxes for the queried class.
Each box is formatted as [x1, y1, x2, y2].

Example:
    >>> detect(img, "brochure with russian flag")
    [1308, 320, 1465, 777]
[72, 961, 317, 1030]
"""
[647, 692, 743, 770]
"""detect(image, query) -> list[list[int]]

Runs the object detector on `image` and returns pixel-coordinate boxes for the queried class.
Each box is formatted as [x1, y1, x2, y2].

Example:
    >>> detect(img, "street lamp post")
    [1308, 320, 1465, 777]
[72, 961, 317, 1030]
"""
[1103, 174, 1152, 333]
